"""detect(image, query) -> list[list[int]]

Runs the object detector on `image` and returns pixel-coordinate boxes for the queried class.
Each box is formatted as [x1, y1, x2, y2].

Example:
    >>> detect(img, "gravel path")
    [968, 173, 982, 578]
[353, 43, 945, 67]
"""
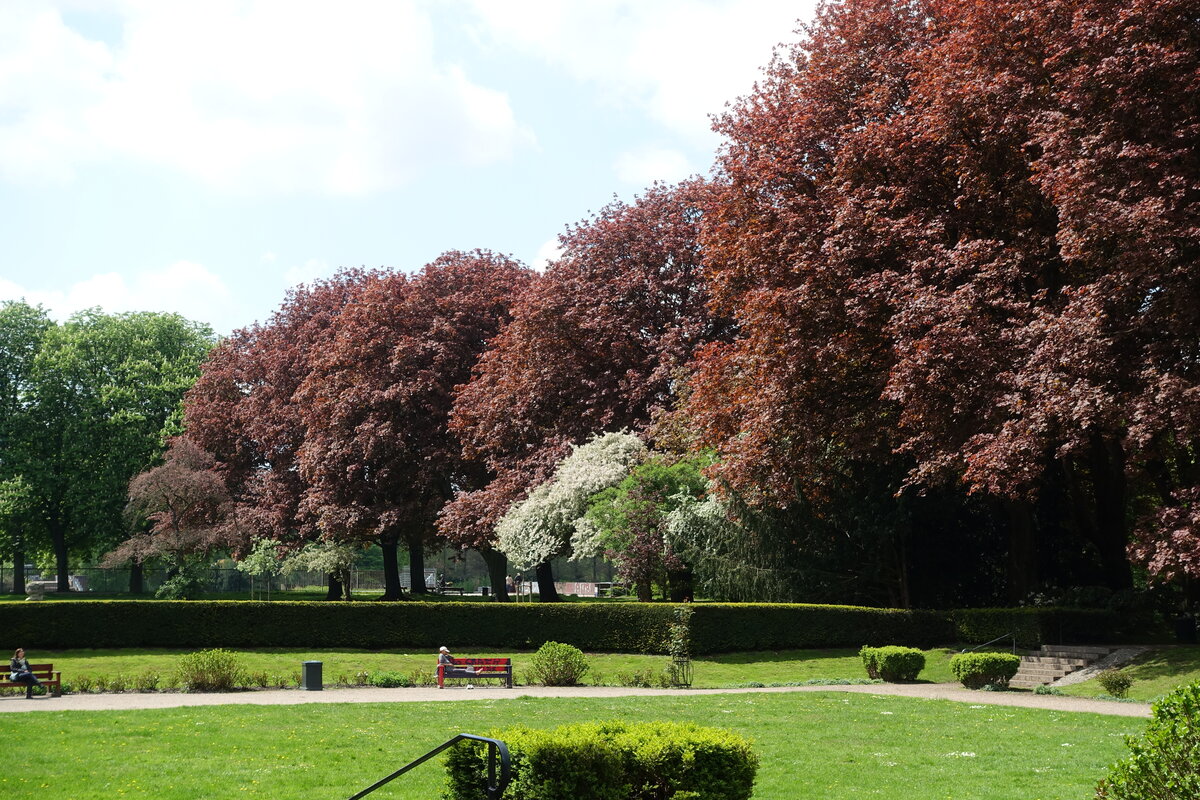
[0, 682, 1151, 717]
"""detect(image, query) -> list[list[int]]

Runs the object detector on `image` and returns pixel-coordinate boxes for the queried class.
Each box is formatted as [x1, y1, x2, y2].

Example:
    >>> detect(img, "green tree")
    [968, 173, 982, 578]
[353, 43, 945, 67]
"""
[576, 456, 708, 601]
[25, 310, 214, 589]
[0, 300, 53, 593]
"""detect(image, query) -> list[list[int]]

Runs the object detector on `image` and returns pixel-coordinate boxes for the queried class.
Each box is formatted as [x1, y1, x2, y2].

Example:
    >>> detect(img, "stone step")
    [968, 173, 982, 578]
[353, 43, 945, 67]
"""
[1038, 645, 1113, 658]
[1020, 656, 1088, 667]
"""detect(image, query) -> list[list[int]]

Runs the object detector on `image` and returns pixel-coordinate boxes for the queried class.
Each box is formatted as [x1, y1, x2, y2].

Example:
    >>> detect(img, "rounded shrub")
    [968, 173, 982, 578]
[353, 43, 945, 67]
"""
[860, 645, 926, 682]
[949, 652, 1020, 689]
[176, 648, 244, 692]
[1096, 680, 1199, 799]
[1096, 668, 1133, 699]
[527, 641, 590, 686]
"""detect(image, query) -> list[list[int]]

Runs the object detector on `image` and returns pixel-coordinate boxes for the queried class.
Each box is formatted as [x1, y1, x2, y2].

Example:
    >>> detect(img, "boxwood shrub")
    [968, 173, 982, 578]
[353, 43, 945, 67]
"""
[949, 652, 1021, 689]
[444, 721, 758, 800]
[1096, 680, 1200, 799]
[859, 645, 925, 682]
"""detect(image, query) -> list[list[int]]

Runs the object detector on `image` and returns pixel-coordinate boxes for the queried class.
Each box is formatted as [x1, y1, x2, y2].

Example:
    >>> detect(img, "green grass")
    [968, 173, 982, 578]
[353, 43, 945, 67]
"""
[1061, 645, 1200, 702]
[25, 646, 962, 690]
[2, 691, 1136, 799]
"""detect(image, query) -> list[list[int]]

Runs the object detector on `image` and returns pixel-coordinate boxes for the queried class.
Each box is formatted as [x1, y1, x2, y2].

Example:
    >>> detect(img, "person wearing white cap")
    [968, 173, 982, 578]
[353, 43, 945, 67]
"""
[437, 646, 476, 688]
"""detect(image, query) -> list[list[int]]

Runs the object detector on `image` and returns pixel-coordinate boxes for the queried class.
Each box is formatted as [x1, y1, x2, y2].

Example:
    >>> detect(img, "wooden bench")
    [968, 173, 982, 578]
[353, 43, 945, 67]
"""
[1, 663, 62, 697]
[437, 657, 513, 689]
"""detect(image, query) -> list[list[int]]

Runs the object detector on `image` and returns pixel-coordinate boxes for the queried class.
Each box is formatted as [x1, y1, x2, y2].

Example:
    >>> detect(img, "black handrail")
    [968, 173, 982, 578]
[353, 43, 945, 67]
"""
[961, 632, 1017, 655]
[347, 733, 510, 800]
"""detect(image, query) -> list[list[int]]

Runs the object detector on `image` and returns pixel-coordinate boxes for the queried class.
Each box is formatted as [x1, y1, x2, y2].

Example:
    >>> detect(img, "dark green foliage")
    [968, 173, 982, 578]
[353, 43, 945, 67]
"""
[1095, 680, 1200, 799]
[444, 722, 757, 800]
[527, 642, 590, 686]
[1096, 669, 1134, 699]
[689, 604, 954, 652]
[859, 645, 926, 682]
[951, 607, 1157, 649]
[1, 600, 1153, 654]
[949, 652, 1021, 689]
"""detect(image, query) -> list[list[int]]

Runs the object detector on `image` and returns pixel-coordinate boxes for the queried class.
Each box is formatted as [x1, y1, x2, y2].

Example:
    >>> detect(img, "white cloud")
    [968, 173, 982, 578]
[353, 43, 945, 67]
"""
[0, 0, 532, 194]
[531, 238, 563, 271]
[0, 260, 240, 332]
[614, 146, 693, 185]
[465, 0, 811, 144]
[282, 258, 332, 289]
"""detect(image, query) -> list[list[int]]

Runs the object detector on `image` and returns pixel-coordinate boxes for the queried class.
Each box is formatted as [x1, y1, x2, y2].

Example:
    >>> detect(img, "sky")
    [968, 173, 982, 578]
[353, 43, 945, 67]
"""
[1, 0, 815, 335]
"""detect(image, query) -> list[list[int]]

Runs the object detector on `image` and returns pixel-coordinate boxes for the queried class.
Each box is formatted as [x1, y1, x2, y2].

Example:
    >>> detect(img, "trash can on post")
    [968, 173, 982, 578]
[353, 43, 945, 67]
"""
[481, 586, 489, 597]
[302, 660, 323, 691]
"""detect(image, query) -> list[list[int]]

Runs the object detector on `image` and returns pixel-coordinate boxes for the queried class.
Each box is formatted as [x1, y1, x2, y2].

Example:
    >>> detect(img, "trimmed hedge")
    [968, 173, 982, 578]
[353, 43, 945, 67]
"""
[860, 645, 925, 682]
[689, 603, 953, 652]
[951, 607, 1156, 649]
[949, 652, 1021, 689]
[0, 599, 1159, 654]
[444, 721, 758, 800]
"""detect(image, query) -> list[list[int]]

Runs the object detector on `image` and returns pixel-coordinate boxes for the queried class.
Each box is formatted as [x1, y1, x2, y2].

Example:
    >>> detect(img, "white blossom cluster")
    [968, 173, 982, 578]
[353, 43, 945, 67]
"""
[496, 431, 647, 569]
[664, 492, 736, 552]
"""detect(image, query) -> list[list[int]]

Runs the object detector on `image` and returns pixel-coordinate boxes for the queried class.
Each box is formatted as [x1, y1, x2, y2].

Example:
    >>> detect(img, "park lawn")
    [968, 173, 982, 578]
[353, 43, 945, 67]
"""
[2, 691, 1136, 800]
[1060, 645, 1200, 702]
[31, 647, 960, 689]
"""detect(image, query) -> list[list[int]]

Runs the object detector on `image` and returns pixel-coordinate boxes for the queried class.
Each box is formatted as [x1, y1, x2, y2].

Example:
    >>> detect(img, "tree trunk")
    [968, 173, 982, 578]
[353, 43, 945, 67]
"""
[535, 561, 559, 602]
[408, 536, 427, 595]
[326, 573, 343, 601]
[49, 514, 69, 592]
[636, 579, 653, 602]
[667, 566, 693, 602]
[1089, 433, 1133, 591]
[11, 547, 24, 595]
[480, 548, 509, 601]
[129, 561, 144, 595]
[1005, 499, 1037, 604]
[380, 536, 404, 600]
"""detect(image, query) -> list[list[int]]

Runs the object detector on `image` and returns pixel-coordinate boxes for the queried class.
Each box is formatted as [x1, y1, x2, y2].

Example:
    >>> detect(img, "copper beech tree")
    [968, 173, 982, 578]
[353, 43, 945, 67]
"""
[687, 0, 1199, 601]
[185, 254, 531, 600]
[442, 181, 729, 599]
[296, 251, 533, 599]
[185, 270, 367, 599]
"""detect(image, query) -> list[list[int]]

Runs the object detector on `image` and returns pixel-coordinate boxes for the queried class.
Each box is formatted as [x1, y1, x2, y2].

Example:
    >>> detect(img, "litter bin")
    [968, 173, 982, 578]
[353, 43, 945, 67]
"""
[301, 660, 323, 691]
[481, 586, 489, 597]
[1175, 615, 1197, 644]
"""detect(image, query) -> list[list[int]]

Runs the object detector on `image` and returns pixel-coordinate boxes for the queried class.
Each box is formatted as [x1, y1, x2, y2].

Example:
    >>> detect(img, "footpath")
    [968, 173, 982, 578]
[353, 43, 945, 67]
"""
[0, 682, 1151, 717]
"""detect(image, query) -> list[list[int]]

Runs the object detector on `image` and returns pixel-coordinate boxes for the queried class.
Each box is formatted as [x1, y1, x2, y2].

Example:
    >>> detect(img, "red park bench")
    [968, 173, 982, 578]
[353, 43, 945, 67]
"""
[436, 657, 513, 689]
[2, 663, 62, 697]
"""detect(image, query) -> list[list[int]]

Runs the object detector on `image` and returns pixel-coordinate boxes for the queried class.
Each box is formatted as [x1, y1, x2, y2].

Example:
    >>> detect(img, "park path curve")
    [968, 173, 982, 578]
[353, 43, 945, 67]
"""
[0, 682, 1150, 717]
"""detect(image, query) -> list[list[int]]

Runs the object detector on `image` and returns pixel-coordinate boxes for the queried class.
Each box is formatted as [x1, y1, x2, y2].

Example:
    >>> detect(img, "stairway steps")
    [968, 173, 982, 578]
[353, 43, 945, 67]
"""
[1005, 645, 1114, 687]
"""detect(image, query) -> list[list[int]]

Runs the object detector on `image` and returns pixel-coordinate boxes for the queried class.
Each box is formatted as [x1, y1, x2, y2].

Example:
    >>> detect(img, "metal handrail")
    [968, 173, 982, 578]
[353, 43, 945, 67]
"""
[347, 733, 510, 800]
[961, 632, 1017, 654]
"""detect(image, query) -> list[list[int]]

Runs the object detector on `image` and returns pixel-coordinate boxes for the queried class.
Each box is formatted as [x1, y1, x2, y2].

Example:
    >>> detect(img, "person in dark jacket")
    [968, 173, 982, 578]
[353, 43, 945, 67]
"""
[9, 648, 42, 699]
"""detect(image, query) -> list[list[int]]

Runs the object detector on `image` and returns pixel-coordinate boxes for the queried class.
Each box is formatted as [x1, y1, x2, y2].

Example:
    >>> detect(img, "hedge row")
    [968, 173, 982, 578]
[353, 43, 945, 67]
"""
[0, 600, 1159, 653]
[445, 722, 758, 800]
[950, 607, 1158, 650]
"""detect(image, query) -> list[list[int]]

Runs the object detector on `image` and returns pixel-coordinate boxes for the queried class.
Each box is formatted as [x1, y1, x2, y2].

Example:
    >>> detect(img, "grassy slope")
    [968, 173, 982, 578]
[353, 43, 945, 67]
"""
[3, 692, 1135, 800]
[22, 647, 963, 688]
[1060, 645, 1200, 702]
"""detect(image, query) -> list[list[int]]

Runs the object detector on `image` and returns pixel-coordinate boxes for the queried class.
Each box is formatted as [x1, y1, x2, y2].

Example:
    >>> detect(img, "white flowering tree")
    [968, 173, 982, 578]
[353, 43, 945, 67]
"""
[236, 538, 283, 600]
[280, 541, 361, 601]
[495, 431, 646, 570]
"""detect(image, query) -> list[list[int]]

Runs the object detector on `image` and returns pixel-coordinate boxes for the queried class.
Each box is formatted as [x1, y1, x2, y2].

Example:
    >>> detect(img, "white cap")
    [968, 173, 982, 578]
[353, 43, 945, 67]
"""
[439, 646, 449, 652]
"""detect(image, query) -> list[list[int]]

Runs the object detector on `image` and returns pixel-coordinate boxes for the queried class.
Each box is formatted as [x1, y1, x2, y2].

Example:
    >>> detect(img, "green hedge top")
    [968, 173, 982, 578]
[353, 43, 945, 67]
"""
[0, 599, 1160, 653]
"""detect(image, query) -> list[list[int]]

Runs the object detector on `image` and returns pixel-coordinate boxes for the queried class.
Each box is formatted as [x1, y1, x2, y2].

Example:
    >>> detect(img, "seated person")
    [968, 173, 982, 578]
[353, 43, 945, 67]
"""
[9, 648, 43, 699]
[437, 646, 476, 685]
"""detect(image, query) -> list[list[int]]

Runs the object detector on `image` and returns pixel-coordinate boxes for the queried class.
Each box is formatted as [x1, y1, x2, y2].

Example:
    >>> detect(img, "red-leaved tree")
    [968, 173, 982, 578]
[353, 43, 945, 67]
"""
[443, 180, 728, 599]
[296, 251, 533, 599]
